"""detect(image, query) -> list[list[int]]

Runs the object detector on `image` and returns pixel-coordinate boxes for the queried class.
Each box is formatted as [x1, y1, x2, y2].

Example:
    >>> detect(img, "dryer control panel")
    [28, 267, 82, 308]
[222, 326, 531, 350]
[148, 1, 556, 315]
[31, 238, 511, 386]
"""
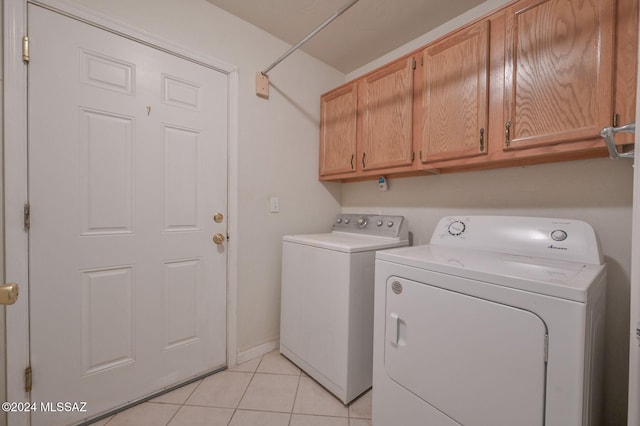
[431, 216, 603, 265]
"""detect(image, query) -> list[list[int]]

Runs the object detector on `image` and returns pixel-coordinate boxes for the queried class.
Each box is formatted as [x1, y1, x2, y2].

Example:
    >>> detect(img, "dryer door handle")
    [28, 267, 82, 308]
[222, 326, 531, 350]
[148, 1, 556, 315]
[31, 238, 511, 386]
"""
[390, 312, 400, 346]
[390, 312, 407, 347]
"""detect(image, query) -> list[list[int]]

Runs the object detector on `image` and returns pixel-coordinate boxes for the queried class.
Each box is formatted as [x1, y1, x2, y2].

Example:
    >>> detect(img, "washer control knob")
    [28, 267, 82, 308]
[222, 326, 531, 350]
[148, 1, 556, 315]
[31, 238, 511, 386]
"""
[336, 218, 342, 224]
[344, 218, 350, 224]
[377, 220, 383, 227]
[357, 217, 368, 228]
[387, 221, 394, 227]
[448, 220, 466, 236]
[551, 230, 568, 241]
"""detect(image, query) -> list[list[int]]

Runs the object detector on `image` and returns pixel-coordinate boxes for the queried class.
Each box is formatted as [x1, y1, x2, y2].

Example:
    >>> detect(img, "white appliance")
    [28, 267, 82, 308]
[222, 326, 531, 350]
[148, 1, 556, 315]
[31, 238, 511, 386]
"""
[373, 216, 606, 426]
[281, 213, 409, 404]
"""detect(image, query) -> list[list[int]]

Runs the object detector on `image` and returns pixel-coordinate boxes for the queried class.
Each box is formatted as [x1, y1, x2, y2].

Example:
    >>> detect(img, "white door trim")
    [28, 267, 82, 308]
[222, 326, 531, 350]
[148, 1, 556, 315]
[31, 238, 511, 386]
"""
[3, 2, 239, 424]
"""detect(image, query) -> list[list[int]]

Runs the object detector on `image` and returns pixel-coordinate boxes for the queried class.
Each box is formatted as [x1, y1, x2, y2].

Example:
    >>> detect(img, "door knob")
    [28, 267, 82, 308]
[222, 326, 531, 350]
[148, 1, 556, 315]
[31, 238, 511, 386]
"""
[213, 233, 225, 245]
[213, 213, 224, 223]
[0, 283, 19, 305]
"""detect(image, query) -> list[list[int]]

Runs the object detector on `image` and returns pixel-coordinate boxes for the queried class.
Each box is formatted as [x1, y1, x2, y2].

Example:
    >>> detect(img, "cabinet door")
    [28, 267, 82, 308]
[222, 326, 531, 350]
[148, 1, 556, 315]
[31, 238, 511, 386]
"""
[360, 58, 414, 172]
[319, 83, 358, 177]
[504, 0, 615, 150]
[420, 20, 489, 164]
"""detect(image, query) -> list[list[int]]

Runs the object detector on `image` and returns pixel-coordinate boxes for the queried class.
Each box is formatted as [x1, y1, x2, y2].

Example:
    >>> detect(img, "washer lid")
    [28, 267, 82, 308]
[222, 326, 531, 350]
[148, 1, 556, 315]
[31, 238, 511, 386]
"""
[377, 245, 605, 302]
[283, 233, 409, 253]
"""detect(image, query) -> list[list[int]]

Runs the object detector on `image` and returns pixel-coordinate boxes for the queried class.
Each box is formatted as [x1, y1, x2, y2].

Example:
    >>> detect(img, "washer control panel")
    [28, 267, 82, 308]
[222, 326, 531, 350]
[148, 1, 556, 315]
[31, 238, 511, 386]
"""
[333, 214, 406, 238]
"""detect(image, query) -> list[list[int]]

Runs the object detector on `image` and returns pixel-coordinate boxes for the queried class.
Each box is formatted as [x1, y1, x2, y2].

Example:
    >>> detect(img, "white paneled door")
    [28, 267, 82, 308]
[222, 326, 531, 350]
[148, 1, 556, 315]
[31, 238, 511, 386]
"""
[27, 5, 228, 425]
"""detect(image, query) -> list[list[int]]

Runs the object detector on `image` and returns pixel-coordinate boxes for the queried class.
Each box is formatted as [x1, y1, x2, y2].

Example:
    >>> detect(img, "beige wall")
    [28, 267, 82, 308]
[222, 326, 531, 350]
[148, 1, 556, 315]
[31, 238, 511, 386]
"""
[343, 0, 633, 424]
[64, 0, 344, 353]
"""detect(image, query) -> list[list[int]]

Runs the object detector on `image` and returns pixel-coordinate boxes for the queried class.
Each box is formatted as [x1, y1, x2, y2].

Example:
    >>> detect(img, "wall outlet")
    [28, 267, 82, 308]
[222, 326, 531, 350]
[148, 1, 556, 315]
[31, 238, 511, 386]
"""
[270, 196, 280, 213]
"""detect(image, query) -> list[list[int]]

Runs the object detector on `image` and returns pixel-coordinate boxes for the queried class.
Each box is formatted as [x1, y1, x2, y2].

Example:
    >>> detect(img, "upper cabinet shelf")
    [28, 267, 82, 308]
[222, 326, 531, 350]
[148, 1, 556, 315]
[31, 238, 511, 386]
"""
[319, 0, 638, 182]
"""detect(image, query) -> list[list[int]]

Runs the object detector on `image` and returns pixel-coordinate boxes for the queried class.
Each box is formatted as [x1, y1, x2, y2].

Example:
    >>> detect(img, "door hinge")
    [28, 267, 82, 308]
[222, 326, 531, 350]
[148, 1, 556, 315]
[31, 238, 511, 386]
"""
[613, 113, 619, 128]
[22, 36, 30, 64]
[544, 334, 549, 363]
[636, 321, 640, 346]
[411, 152, 415, 162]
[24, 203, 31, 231]
[24, 366, 32, 392]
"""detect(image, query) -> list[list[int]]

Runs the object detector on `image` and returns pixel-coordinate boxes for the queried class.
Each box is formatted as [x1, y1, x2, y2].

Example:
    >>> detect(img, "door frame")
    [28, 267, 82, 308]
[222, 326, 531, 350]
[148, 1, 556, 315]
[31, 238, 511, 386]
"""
[3, 1, 239, 424]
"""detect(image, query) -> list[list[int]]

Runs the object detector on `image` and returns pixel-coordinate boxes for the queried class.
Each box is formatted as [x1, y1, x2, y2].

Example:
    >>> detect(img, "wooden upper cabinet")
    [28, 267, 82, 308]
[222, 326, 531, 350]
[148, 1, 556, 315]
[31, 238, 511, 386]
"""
[319, 83, 358, 177]
[359, 57, 414, 172]
[419, 20, 490, 164]
[503, 0, 615, 151]
[614, 0, 638, 145]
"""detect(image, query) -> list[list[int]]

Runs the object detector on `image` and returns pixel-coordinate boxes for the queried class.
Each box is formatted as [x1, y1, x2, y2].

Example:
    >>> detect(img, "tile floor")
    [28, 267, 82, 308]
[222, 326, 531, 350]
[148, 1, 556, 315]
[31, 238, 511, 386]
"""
[89, 350, 372, 426]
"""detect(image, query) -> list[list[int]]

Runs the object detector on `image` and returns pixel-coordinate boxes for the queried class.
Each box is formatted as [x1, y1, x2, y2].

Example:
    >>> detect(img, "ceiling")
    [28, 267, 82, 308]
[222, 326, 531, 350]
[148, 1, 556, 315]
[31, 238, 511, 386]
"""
[205, 0, 487, 74]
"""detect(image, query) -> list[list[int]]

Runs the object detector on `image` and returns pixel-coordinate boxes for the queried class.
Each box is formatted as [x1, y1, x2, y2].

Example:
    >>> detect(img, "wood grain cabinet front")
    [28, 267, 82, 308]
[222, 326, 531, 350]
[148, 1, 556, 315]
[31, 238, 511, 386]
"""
[319, 82, 358, 178]
[359, 57, 415, 173]
[317, 0, 637, 182]
[319, 57, 416, 181]
[418, 20, 490, 166]
[502, 0, 616, 151]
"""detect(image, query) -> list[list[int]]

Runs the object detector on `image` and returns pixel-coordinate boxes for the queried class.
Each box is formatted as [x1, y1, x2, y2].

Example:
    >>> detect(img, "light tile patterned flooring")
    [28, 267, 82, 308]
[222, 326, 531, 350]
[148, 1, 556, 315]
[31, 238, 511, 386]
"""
[90, 351, 372, 426]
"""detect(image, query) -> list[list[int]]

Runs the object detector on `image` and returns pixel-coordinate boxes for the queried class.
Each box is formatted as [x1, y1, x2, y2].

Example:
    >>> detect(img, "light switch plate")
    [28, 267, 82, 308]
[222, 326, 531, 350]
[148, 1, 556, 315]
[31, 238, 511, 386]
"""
[270, 196, 280, 213]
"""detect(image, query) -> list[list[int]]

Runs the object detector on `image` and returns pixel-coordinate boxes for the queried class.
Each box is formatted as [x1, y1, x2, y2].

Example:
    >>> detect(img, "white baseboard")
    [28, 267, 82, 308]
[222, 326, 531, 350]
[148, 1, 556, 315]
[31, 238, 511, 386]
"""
[235, 339, 280, 366]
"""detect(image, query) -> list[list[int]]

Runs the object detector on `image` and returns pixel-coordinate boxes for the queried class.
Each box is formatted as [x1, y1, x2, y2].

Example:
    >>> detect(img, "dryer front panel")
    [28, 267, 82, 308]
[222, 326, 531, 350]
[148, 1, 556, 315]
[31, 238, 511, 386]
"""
[384, 275, 547, 426]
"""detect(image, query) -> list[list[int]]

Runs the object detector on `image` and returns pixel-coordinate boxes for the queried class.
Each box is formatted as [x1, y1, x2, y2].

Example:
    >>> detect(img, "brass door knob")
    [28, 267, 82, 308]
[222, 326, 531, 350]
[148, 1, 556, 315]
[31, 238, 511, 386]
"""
[213, 213, 224, 223]
[213, 233, 225, 245]
[0, 283, 19, 305]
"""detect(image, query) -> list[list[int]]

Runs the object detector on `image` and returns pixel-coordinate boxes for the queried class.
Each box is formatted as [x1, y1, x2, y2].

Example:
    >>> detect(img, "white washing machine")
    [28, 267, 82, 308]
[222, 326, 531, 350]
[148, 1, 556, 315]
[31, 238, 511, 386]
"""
[281, 213, 408, 404]
[373, 216, 606, 426]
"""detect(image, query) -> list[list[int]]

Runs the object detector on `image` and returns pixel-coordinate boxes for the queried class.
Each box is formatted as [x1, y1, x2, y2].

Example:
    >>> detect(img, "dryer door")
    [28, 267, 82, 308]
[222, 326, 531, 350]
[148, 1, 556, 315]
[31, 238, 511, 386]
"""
[385, 275, 547, 426]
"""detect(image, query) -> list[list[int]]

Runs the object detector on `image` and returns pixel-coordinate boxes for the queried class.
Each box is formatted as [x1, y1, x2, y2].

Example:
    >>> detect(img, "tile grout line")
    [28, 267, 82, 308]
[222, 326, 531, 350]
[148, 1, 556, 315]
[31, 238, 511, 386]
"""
[164, 378, 206, 425]
[226, 353, 265, 425]
[288, 370, 303, 426]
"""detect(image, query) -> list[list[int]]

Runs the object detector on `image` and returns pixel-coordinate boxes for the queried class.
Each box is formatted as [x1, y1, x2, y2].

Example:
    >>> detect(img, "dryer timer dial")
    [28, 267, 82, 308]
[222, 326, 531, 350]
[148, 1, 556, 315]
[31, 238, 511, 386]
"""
[447, 220, 466, 236]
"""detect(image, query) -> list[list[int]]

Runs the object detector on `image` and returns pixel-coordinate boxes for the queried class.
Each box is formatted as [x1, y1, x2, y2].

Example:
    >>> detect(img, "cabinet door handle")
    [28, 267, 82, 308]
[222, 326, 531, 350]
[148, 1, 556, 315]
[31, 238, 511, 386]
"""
[479, 128, 485, 152]
[362, 152, 366, 169]
[505, 121, 511, 147]
[350, 154, 354, 170]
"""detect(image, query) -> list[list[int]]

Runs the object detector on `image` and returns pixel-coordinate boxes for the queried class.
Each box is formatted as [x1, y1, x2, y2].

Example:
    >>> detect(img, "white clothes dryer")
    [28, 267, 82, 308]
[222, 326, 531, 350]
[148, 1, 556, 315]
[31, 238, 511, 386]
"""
[373, 216, 606, 426]
[281, 214, 408, 404]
